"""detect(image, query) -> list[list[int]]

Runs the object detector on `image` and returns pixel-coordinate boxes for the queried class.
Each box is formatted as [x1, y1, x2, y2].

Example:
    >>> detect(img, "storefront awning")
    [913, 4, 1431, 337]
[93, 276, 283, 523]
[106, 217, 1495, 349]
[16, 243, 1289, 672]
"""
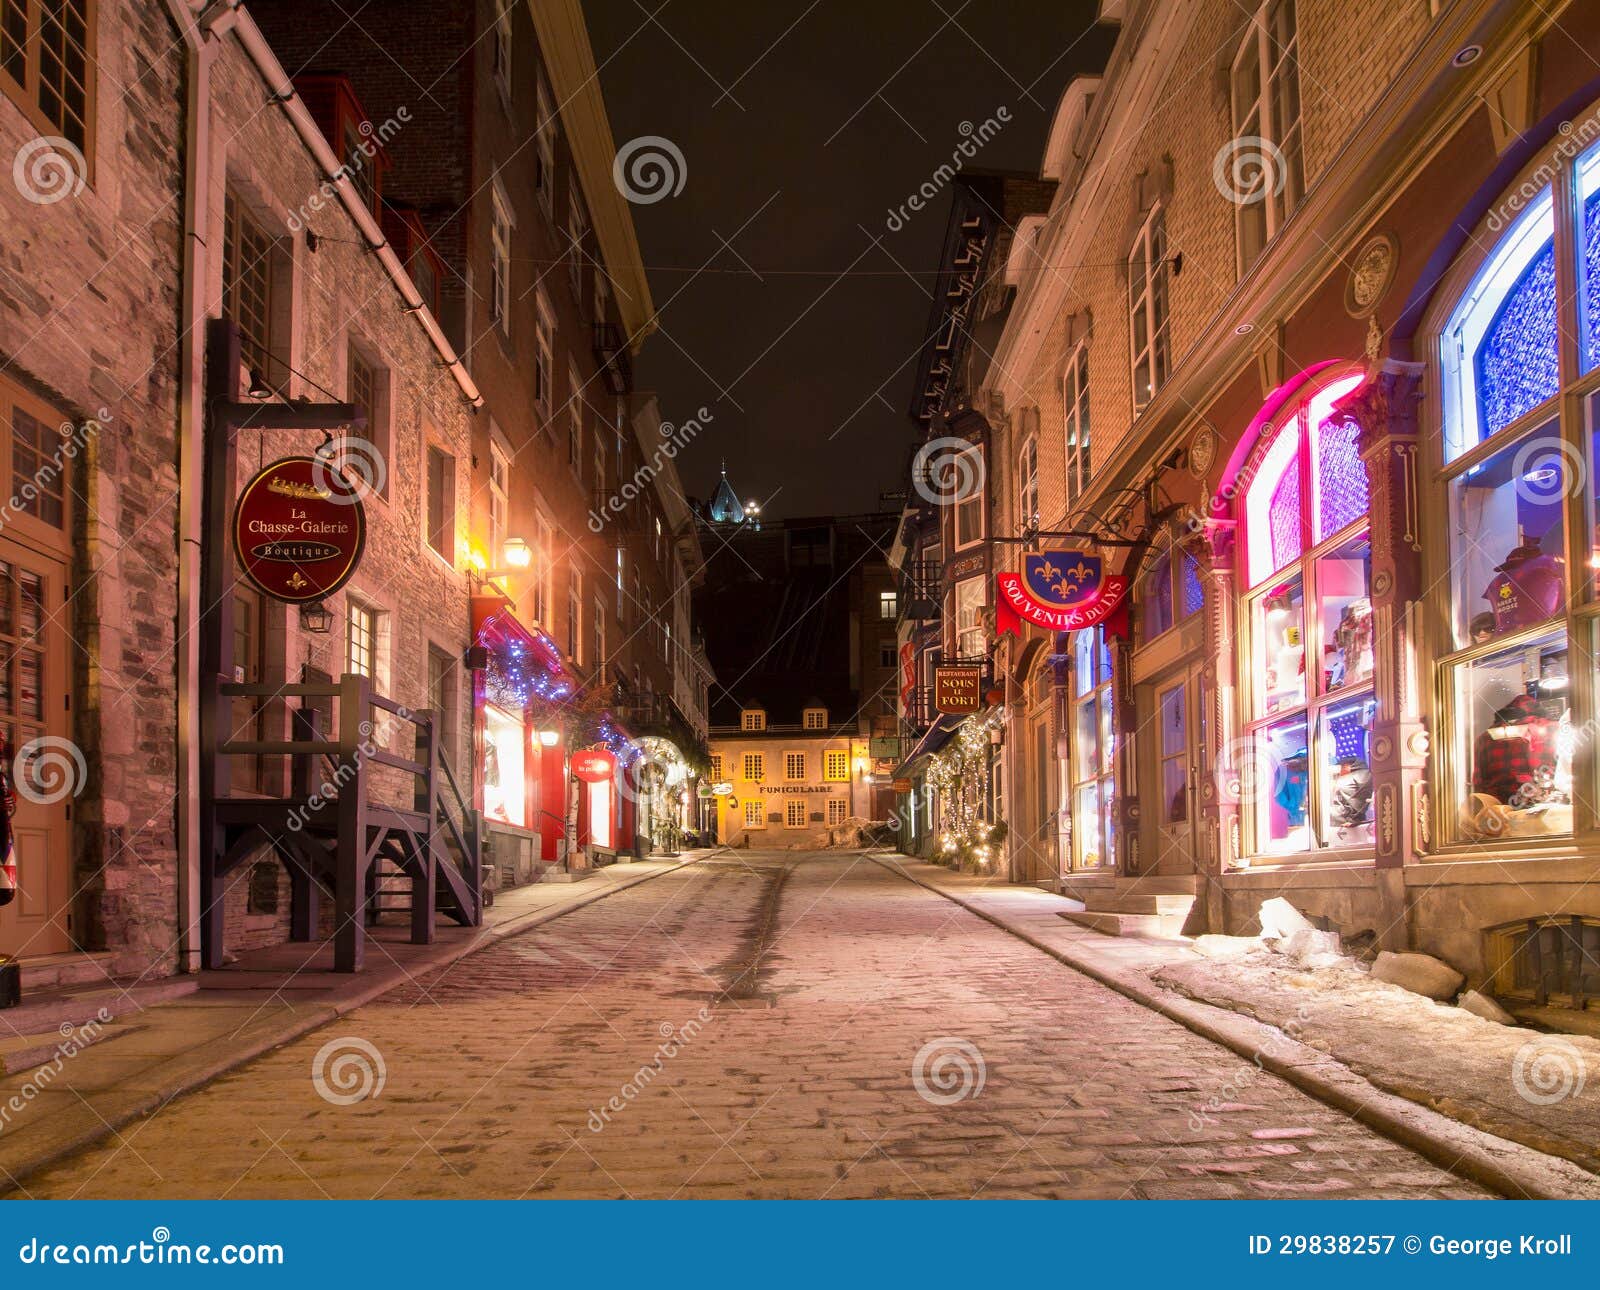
[894, 714, 962, 777]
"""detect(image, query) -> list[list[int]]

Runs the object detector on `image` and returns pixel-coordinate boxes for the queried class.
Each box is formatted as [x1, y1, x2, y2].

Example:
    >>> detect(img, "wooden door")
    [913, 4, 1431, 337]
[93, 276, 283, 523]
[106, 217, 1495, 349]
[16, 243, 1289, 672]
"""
[0, 549, 72, 956]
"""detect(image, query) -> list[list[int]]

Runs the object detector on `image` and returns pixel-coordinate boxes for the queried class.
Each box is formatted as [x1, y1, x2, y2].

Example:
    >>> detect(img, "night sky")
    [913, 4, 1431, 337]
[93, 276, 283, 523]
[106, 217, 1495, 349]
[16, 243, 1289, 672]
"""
[584, 1, 1116, 520]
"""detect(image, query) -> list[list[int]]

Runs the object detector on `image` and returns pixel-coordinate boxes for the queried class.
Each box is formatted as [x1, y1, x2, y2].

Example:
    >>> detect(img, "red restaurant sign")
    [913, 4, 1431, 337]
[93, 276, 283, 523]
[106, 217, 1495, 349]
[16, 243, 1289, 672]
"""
[232, 456, 366, 604]
[571, 749, 616, 783]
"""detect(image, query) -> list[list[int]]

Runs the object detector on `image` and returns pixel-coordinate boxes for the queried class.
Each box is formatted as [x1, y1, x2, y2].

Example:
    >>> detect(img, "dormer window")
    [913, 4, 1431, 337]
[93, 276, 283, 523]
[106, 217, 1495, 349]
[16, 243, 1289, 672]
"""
[803, 708, 827, 730]
[741, 709, 766, 732]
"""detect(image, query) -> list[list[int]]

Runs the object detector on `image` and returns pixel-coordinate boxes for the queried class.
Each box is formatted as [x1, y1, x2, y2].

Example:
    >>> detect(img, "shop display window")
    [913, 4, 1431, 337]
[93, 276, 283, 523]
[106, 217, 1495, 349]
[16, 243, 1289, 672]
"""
[1315, 533, 1373, 693]
[1441, 186, 1557, 460]
[1256, 714, 1310, 854]
[483, 703, 526, 827]
[1069, 626, 1115, 869]
[1158, 683, 1187, 824]
[1583, 141, 1600, 372]
[1318, 695, 1375, 847]
[1240, 369, 1374, 856]
[1448, 418, 1568, 647]
[1140, 545, 1205, 641]
[1255, 575, 1305, 715]
[1456, 629, 1572, 841]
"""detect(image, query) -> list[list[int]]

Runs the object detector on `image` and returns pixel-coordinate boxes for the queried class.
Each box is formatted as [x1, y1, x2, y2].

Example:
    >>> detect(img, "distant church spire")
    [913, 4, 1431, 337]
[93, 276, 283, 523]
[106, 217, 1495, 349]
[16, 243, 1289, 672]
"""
[708, 463, 744, 525]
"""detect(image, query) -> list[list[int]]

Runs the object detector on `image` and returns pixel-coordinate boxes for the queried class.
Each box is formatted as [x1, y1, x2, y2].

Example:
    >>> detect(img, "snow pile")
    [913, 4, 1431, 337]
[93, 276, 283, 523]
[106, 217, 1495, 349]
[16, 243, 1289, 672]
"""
[1152, 898, 1600, 1177]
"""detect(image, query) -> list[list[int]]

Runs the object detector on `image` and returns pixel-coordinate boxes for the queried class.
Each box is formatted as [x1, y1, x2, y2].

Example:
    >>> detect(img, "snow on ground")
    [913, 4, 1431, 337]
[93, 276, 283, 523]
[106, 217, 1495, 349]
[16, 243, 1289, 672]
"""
[1152, 948, 1600, 1175]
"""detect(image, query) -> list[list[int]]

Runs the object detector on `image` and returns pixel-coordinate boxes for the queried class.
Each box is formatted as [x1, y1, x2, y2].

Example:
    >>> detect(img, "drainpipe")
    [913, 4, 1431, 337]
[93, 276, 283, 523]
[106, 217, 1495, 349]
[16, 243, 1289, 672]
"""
[162, 0, 218, 974]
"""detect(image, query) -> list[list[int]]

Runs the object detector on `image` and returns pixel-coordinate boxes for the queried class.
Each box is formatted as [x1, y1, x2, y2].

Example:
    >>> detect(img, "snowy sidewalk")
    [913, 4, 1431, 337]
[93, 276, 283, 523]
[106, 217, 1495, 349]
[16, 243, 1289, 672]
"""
[874, 852, 1600, 1200]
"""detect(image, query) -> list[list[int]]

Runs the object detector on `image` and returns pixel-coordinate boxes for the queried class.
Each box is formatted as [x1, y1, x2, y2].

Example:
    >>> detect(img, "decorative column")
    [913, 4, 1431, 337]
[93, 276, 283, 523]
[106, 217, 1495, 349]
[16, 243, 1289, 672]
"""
[1333, 360, 1426, 944]
[1192, 520, 1236, 934]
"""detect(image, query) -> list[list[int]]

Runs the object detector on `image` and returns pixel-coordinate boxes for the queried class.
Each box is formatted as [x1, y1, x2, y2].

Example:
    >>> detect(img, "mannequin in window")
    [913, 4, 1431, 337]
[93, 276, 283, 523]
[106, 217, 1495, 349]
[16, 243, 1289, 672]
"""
[1472, 694, 1556, 805]
[1484, 537, 1565, 632]
[1273, 750, 1309, 827]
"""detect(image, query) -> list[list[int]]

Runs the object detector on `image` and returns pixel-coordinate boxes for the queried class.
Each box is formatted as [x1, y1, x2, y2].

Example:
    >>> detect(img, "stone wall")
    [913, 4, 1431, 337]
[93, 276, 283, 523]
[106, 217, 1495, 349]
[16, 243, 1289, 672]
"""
[206, 32, 477, 951]
[0, 2, 186, 973]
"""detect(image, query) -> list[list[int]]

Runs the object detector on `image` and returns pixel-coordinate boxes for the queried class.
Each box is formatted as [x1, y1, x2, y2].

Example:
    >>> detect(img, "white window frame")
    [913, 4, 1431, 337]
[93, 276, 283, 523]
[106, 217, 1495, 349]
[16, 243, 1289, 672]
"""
[534, 289, 554, 423]
[1128, 204, 1171, 416]
[1063, 341, 1091, 506]
[952, 445, 984, 549]
[1229, 0, 1304, 273]
[743, 799, 766, 830]
[567, 567, 582, 664]
[826, 798, 848, 826]
[567, 358, 584, 473]
[878, 590, 897, 620]
[488, 438, 510, 564]
[784, 798, 808, 829]
[803, 707, 828, 730]
[741, 709, 766, 732]
[1018, 434, 1039, 531]
[532, 511, 554, 629]
[953, 577, 985, 659]
[742, 751, 764, 781]
[535, 76, 555, 218]
[490, 182, 513, 336]
[784, 751, 806, 781]
[568, 190, 588, 296]
[824, 748, 850, 782]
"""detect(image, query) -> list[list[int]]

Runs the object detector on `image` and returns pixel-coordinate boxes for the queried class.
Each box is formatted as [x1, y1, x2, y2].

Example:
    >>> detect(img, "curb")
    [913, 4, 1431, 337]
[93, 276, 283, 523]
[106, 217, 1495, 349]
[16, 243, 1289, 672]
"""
[0, 857, 700, 1194]
[871, 855, 1600, 1202]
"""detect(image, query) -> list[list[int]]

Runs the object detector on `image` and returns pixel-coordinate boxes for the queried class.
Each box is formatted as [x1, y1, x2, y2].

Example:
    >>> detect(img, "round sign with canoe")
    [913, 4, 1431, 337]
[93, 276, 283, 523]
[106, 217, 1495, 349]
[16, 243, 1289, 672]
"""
[232, 455, 367, 604]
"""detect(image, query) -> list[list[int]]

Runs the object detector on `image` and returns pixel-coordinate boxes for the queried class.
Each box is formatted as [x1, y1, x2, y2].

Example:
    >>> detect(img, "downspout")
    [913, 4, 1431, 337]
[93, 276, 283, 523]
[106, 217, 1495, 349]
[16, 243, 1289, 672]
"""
[162, 0, 217, 974]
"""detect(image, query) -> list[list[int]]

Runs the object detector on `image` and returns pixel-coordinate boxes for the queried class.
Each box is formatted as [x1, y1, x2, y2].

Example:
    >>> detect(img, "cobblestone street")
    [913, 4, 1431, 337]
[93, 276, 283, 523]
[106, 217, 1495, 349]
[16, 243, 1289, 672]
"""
[15, 855, 1485, 1199]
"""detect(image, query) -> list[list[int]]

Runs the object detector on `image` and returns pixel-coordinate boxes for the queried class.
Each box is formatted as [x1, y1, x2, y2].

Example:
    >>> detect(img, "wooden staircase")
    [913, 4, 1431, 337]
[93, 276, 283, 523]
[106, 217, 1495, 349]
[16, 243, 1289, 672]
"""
[1059, 874, 1198, 939]
[202, 673, 484, 973]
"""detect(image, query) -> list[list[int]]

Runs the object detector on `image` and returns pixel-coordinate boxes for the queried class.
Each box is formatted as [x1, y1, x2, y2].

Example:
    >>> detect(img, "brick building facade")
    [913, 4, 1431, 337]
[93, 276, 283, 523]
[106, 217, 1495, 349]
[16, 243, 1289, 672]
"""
[894, 0, 1600, 1013]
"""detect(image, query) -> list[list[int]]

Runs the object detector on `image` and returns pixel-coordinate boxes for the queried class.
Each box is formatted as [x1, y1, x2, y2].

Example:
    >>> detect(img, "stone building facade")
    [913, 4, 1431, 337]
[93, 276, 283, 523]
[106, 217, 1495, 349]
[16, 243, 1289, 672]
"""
[707, 706, 865, 849]
[0, 1, 186, 975]
[941, 0, 1600, 1012]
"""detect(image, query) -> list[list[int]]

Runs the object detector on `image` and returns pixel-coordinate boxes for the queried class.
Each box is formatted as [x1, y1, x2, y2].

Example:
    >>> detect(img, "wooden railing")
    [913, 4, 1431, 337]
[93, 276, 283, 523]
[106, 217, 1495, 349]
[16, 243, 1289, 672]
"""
[204, 672, 483, 971]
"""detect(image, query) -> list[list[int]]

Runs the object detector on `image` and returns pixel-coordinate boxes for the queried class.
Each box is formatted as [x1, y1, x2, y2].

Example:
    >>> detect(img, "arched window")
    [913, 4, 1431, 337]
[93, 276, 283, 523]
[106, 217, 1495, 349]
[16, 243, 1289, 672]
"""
[1240, 369, 1373, 856]
[1429, 137, 1600, 846]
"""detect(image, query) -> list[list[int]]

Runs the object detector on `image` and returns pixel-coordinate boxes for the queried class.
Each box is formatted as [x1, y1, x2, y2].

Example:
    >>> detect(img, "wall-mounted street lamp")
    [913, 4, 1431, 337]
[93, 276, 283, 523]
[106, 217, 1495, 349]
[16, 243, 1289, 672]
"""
[299, 600, 333, 633]
[473, 536, 535, 582]
[537, 729, 562, 748]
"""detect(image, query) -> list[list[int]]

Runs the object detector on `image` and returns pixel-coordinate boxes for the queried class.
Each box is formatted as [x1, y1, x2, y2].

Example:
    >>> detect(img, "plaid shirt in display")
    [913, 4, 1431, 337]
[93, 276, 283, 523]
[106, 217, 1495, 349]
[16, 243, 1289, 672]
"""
[1472, 721, 1555, 803]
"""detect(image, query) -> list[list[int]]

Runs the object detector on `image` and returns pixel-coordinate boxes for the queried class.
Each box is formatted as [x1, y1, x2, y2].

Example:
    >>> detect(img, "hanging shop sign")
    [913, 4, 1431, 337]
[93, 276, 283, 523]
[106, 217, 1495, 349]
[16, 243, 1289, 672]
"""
[571, 749, 616, 783]
[232, 456, 366, 604]
[711, 782, 734, 796]
[892, 778, 913, 793]
[996, 550, 1129, 638]
[934, 665, 983, 714]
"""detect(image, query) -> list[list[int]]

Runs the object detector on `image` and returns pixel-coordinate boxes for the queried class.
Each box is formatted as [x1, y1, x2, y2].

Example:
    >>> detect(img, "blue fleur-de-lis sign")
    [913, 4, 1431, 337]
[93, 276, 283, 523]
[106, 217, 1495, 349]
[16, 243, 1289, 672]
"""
[1024, 551, 1102, 606]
